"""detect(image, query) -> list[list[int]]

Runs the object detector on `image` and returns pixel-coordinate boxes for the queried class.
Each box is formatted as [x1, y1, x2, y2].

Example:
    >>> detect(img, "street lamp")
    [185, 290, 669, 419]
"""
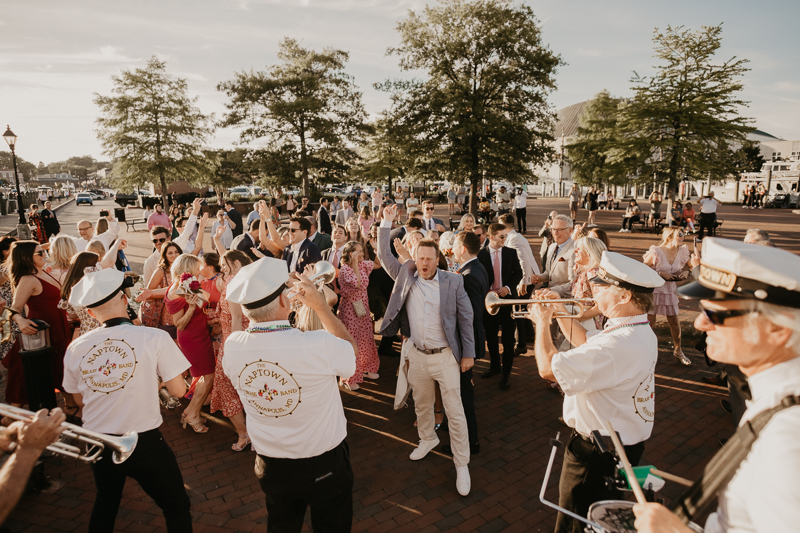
[3, 126, 29, 232]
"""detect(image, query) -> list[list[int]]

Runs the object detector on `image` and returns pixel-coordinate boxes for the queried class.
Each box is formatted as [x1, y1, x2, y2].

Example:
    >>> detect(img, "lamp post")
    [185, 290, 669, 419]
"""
[558, 133, 565, 197]
[3, 125, 31, 239]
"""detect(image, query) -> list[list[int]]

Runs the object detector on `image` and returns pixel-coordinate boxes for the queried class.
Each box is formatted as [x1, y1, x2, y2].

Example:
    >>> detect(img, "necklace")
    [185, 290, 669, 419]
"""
[245, 325, 293, 334]
[601, 316, 650, 335]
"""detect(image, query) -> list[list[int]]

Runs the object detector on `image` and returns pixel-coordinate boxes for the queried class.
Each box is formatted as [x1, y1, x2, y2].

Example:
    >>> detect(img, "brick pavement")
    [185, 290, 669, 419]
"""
[3, 197, 799, 532]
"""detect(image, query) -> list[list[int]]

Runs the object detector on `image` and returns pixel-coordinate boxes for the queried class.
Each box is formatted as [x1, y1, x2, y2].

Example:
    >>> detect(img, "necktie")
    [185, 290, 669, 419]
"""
[492, 249, 501, 291]
[334, 249, 341, 266]
[429, 219, 434, 231]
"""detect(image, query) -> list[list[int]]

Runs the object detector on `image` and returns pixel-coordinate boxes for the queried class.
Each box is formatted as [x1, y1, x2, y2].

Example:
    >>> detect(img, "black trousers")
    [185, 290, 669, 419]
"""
[515, 207, 527, 232]
[459, 368, 479, 447]
[555, 430, 645, 533]
[484, 308, 515, 376]
[698, 212, 716, 239]
[256, 440, 353, 533]
[89, 428, 192, 533]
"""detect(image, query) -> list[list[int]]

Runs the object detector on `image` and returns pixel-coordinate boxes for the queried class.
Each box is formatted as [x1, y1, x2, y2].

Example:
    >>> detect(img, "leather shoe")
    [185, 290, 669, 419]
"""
[441, 443, 481, 456]
[409, 437, 440, 461]
[481, 368, 501, 379]
[702, 374, 727, 386]
[501, 375, 511, 390]
[720, 399, 732, 415]
[456, 465, 471, 496]
[514, 345, 527, 356]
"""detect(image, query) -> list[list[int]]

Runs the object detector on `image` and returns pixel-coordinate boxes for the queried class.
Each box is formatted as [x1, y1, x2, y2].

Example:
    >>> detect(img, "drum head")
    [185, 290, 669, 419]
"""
[587, 500, 637, 533]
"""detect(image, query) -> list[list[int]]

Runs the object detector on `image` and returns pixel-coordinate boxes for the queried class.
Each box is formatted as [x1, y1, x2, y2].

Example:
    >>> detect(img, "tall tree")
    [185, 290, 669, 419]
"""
[610, 25, 754, 202]
[383, 0, 562, 213]
[217, 38, 368, 197]
[566, 90, 625, 187]
[94, 57, 212, 208]
[354, 116, 411, 190]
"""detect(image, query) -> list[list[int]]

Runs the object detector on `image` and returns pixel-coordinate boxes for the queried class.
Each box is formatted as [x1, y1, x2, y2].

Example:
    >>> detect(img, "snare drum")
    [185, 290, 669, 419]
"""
[586, 500, 637, 533]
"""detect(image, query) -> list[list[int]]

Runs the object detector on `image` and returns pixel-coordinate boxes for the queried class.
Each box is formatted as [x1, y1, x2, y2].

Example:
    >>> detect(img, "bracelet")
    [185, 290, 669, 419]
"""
[7, 308, 20, 317]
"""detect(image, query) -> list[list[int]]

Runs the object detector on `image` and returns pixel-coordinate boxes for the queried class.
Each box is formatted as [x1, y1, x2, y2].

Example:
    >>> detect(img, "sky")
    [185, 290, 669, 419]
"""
[1, 0, 798, 167]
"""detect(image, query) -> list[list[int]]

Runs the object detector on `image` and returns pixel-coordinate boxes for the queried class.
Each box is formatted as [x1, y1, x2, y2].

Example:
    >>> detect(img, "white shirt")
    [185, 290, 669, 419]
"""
[551, 314, 657, 445]
[143, 213, 198, 283]
[406, 270, 449, 350]
[62, 323, 189, 434]
[513, 192, 528, 209]
[223, 320, 355, 458]
[423, 216, 438, 231]
[71, 236, 90, 253]
[699, 197, 720, 214]
[705, 357, 800, 533]
[505, 229, 540, 281]
[212, 219, 233, 250]
[290, 238, 307, 272]
[496, 191, 510, 208]
[88, 219, 120, 251]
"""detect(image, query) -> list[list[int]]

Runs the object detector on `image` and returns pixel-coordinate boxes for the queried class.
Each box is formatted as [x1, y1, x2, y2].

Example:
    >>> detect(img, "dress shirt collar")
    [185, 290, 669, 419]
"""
[291, 238, 306, 252]
[747, 357, 800, 409]
[414, 269, 440, 282]
[556, 237, 572, 253]
[308, 231, 317, 242]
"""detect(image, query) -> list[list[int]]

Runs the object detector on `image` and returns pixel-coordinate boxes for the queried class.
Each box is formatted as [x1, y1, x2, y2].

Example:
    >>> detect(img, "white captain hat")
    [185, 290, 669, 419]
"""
[69, 268, 127, 308]
[589, 251, 665, 293]
[226, 257, 290, 310]
[678, 237, 800, 308]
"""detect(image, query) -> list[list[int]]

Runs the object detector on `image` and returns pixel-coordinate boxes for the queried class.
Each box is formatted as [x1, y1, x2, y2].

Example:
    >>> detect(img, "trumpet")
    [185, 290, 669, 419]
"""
[485, 292, 594, 319]
[286, 261, 336, 311]
[0, 403, 137, 464]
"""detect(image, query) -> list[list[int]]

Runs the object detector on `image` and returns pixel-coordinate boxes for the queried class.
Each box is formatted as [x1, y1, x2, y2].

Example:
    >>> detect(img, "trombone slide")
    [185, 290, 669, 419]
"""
[484, 292, 594, 319]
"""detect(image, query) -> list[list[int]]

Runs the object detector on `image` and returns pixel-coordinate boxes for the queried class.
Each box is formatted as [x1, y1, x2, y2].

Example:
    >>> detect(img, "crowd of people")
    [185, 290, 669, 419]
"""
[0, 187, 798, 533]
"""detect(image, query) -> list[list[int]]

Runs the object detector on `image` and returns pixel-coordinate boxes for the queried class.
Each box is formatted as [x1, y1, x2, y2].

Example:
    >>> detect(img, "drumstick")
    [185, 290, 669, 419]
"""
[604, 421, 647, 504]
[649, 468, 693, 487]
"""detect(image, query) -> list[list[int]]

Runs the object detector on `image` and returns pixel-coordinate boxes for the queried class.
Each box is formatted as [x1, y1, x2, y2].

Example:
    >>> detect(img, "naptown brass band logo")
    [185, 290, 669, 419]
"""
[700, 265, 737, 292]
[632, 361, 656, 423]
[79, 338, 137, 393]
[239, 360, 301, 417]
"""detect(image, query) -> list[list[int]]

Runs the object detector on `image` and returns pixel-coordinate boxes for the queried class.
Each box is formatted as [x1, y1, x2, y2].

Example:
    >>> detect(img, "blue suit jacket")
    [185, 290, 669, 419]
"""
[376, 226, 474, 362]
[283, 239, 322, 273]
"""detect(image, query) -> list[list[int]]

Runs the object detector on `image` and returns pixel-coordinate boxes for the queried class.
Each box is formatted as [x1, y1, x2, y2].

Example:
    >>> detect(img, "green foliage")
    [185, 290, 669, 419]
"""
[382, 0, 562, 212]
[0, 152, 37, 180]
[731, 140, 765, 174]
[566, 90, 625, 186]
[94, 56, 213, 206]
[217, 38, 368, 197]
[610, 25, 754, 195]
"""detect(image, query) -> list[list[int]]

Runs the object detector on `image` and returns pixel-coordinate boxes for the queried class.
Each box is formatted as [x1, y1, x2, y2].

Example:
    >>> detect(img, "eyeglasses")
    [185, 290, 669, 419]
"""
[700, 305, 752, 325]
[78, 226, 92, 231]
[551, 227, 570, 232]
[288, 228, 303, 233]
[152, 238, 167, 244]
[33, 250, 45, 256]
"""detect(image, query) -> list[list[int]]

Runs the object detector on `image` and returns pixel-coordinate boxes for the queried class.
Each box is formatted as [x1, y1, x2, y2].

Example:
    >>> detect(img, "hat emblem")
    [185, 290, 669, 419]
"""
[700, 265, 736, 292]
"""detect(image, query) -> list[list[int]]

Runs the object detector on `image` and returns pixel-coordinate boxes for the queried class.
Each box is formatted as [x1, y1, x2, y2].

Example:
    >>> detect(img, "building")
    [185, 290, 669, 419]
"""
[539, 101, 586, 197]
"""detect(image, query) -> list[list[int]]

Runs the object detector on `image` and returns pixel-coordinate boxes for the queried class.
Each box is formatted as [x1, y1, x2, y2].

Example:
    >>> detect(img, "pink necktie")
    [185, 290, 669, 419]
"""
[492, 249, 501, 291]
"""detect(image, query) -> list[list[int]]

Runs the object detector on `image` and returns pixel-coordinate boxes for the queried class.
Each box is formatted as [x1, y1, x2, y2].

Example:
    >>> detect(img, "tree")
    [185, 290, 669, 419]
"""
[217, 38, 368, 197]
[566, 90, 625, 188]
[354, 116, 411, 189]
[610, 25, 754, 203]
[382, 0, 562, 213]
[94, 57, 212, 208]
[0, 152, 36, 180]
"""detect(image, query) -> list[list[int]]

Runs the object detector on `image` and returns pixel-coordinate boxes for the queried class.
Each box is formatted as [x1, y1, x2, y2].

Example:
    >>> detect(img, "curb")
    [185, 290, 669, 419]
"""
[3, 198, 76, 237]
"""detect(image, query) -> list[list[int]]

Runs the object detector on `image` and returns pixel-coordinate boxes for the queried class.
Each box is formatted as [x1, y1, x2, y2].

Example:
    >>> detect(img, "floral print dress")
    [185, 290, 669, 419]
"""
[337, 261, 379, 385]
[210, 276, 249, 417]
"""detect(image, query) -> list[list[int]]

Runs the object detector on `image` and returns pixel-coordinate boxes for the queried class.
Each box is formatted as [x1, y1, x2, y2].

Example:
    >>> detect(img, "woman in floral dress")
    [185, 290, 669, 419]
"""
[210, 250, 252, 451]
[337, 241, 379, 391]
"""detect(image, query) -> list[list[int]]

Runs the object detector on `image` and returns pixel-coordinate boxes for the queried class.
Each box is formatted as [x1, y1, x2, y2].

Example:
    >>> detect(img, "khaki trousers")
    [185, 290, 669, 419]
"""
[407, 344, 470, 467]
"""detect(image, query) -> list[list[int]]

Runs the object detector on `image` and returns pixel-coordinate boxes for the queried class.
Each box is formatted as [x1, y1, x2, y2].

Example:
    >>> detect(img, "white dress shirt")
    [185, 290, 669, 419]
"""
[289, 238, 307, 272]
[406, 270, 449, 351]
[88, 219, 120, 251]
[71, 236, 90, 253]
[699, 197, 720, 214]
[423, 217, 437, 231]
[513, 192, 528, 209]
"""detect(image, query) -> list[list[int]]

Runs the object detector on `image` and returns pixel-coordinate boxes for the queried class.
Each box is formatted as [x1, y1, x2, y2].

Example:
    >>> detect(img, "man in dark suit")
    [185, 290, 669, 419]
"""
[224, 200, 244, 238]
[440, 230, 489, 455]
[306, 216, 332, 252]
[41, 201, 60, 239]
[283, 217, 322, 273]
[478, 223, 522, 390]
[473, 224, 487, 248]
[235, 219, 262, 262]
[317, 197, 333, 235]
[420, 200, 445, 233]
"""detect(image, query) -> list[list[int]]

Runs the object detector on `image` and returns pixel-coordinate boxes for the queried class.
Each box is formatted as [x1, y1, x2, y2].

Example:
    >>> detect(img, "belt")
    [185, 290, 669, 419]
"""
[413, 344, 448, 355]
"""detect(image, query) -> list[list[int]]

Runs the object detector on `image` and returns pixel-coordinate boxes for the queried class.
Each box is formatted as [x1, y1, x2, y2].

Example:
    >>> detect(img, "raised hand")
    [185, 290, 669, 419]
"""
[383, 204, 398, 222]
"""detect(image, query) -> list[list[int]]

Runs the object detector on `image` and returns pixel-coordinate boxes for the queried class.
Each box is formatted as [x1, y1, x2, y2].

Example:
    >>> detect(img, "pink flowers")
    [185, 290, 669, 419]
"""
[189, 280, 201, 291]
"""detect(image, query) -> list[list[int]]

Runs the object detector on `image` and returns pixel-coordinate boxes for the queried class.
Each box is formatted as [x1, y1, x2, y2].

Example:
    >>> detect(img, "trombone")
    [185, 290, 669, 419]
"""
[484, 292, 594, 319]
[286, 261, 336, 311]
[0, 403, 137, 464]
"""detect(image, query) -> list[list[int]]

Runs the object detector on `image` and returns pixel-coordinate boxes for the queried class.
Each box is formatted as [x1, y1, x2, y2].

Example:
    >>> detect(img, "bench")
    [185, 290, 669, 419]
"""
[125, 218, 148, 232]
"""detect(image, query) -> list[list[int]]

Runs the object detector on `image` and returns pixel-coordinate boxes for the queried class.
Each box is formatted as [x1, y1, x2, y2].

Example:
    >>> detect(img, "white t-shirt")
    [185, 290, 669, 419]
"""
[62, 323, 190, 434]
[513, 192, 528, 209]
[551, 314, 657, 445]
[406, 197, 420, 210]
[699, 197, 719, 214]
[223, 320, 356, 458]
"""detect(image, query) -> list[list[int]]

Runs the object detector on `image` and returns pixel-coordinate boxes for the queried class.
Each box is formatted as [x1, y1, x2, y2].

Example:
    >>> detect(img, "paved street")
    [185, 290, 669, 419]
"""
[2, 197, 799, 532]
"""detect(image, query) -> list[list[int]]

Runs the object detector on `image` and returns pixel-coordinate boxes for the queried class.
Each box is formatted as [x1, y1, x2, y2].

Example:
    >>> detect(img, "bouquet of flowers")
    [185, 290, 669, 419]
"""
[442, 247, 454, 259]
[177, 273, 208, 307]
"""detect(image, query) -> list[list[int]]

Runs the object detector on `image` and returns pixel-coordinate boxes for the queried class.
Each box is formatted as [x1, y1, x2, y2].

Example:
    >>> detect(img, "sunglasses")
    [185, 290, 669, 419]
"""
[289, 228, 303, 233]
[34, 250, 45, 256]
[152, 238, 167, 244]
[425, 207, 434, 211]
[700, 305, 751, 325]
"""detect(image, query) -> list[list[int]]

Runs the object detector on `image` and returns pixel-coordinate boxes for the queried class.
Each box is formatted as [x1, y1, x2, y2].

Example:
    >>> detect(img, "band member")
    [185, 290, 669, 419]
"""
[63, 269, 192, 532]
[528, 252, 664, 533]
[223, 258, 357, 533]
[634, 238, 800, 533]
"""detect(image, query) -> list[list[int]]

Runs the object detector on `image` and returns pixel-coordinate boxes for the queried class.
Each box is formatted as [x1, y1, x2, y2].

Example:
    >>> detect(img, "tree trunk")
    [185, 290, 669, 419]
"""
[300, 129, 309, 198]
[469, 143, 480, 215]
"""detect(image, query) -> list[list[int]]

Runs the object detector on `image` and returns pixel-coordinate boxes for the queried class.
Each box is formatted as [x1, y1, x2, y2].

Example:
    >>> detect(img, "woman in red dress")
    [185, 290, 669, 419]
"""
[27, 205, 47, 244]
[210, 250, 252, 451]
[337, 241, 379, 390]
[2, 240, 76, 416]
[165, 254, 215, 433]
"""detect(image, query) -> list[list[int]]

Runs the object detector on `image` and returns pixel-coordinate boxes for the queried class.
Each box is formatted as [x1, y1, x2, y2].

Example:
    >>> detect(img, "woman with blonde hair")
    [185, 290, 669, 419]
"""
[46, 235, 78, 283]
[643, 226, 691, 365]
[90, 214, 120, 251]
[165, 253, 215, 432]
[456, 213, 476, 233]
[59, 251, 103, 338]
[572, 236, 607, 330]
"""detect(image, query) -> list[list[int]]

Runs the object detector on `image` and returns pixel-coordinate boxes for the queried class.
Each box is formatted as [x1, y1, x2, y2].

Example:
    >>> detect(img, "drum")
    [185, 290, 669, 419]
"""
[586, 500, 637, 533]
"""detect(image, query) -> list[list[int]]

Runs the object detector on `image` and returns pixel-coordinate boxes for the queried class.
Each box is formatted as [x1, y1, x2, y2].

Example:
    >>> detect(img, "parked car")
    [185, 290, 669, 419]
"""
[76, 192, 93, 206]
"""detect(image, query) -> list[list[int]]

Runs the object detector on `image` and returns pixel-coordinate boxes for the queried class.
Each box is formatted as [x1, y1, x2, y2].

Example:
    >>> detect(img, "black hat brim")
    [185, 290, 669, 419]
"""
[676, 281, 725, 301]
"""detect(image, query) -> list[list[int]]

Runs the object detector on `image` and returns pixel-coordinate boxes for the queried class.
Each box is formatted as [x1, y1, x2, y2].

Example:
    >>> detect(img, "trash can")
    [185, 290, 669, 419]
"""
[115, 207, 127, 222]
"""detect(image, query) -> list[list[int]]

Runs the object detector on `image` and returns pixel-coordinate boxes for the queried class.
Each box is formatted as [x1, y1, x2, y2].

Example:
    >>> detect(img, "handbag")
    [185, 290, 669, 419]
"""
[139, 297, 164, 328]
[352, 299, 368, 318]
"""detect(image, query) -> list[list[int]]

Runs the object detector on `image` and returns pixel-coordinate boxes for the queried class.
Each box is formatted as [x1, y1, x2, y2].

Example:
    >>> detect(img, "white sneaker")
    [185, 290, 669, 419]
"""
[619, 228, 626, 232]
[456, 465, 471, 496]
[363, 372, 380, 380]
[742, 205, 747, 208]
[759, 206, 763, 209]
[410, 437, 440, 461]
